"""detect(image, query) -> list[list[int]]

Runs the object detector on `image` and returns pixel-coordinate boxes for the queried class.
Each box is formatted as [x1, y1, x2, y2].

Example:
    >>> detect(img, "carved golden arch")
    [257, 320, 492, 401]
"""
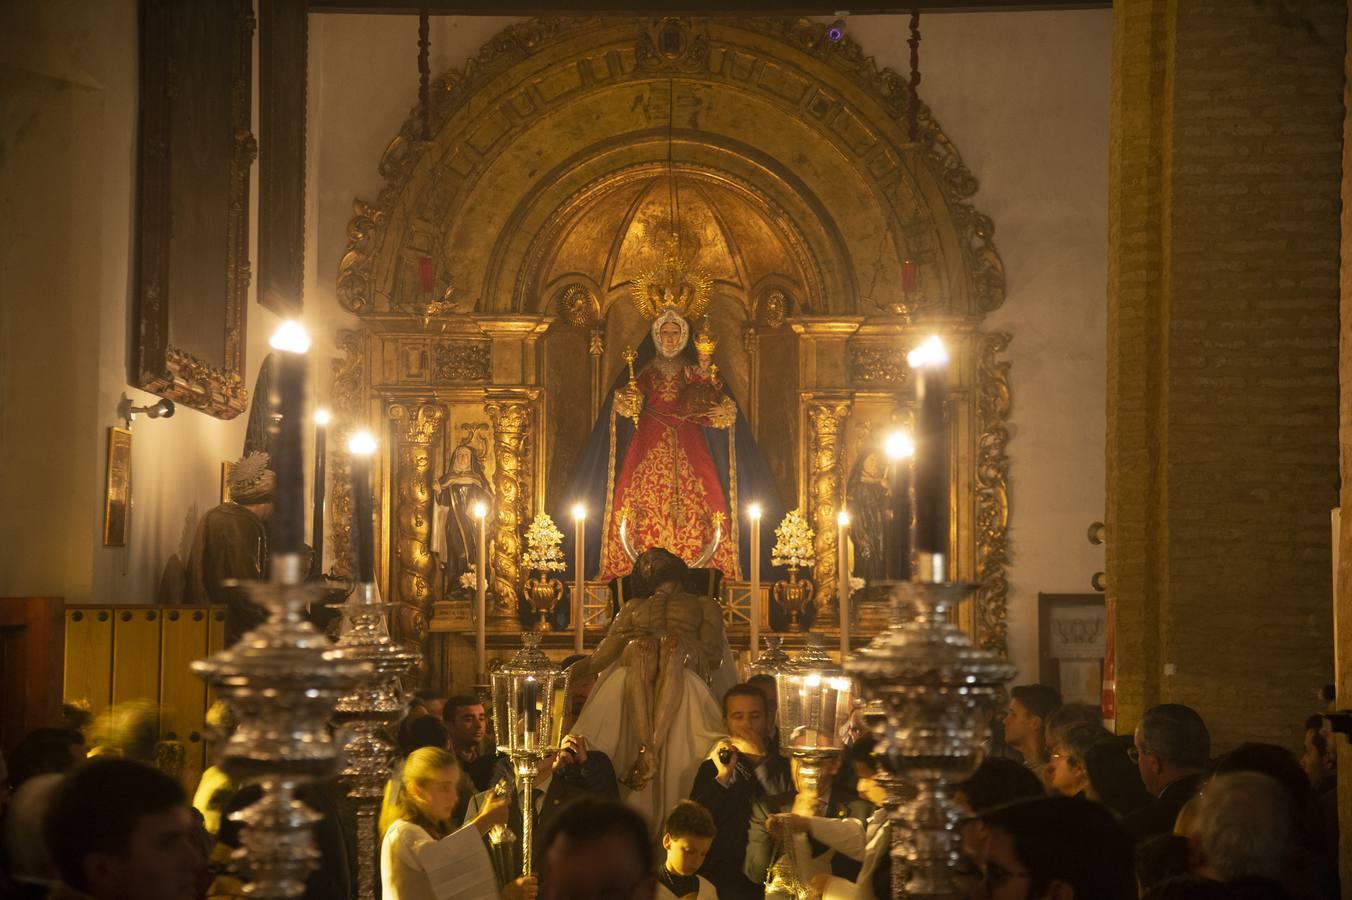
[335, 16, 1013, 655]
[339, 16, 1005, 322]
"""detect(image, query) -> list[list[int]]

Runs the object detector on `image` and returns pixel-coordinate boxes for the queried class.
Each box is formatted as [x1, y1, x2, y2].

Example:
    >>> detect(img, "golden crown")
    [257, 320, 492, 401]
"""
[694, 327, 717, 357]
[628, 243, 713, 322]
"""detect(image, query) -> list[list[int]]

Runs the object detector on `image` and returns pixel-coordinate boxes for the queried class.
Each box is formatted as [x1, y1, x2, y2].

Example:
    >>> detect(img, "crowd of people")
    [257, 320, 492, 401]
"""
[0, 681, 1341, 899]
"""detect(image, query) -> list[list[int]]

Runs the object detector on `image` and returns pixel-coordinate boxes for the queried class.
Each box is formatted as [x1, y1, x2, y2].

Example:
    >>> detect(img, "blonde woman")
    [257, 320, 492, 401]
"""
[381, 747, 536, 900]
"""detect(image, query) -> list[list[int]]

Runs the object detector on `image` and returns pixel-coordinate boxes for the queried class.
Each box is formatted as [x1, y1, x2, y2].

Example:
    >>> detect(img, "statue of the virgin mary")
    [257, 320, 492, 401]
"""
[558, 277, 782, 585]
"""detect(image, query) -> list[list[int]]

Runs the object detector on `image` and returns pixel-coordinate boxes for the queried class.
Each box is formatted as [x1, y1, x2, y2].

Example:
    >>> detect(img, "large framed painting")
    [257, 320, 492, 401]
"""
[132, 0, 255, 419]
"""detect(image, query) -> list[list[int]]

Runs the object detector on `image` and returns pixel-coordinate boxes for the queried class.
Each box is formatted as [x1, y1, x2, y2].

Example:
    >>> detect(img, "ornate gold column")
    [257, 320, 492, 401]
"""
[329, 329, 365, 578]
[486, 399, 531, 616]
[975, 333, 1012, 656]
[388, 402, 444, 647]
[807, 398, 851, 626]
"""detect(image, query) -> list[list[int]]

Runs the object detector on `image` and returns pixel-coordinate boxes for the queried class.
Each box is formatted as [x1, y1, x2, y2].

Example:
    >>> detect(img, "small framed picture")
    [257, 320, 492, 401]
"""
[103, 427, 133, 546]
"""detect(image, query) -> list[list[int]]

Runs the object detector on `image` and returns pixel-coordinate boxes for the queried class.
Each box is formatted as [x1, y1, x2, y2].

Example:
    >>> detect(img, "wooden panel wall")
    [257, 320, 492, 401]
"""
[63, 605, 219, 788]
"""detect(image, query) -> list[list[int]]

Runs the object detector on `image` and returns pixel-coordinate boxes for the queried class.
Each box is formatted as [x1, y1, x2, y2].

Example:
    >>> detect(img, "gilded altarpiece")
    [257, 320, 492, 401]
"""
[331, 17, 1014, 684]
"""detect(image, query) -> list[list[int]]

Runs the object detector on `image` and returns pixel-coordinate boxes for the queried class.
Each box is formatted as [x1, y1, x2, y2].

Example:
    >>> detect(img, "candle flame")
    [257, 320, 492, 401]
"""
[884, 430, 915, 461]
[269, 321, 312, 354]
[314, 408, 332, 426]
[347, 431, 377, 456]
[571, 503, 587, 521]
[837, 509, 850, 527]
[907, 335, 948, 369]
[473, 501, 488, 520]
[748, 502, 762, 521]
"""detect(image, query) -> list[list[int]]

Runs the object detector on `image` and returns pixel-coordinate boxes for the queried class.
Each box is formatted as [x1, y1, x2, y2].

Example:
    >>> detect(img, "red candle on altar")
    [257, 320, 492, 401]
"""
[418, 256, 434, 294]
[902, 258, 919, 295]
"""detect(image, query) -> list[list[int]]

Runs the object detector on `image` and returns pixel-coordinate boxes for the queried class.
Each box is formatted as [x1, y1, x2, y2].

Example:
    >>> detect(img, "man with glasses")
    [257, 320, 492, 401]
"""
[1123, 703, 1210, 842]
[973, 796, 1134, 900]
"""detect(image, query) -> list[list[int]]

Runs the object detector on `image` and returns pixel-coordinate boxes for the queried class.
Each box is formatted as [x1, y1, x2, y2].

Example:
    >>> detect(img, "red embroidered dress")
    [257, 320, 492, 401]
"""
[600, 360, 739, 580]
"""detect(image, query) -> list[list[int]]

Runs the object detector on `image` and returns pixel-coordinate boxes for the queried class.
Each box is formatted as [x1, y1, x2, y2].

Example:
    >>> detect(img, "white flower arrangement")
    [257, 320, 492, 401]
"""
[771, 508, 816, 568]
[849, 576, 865, 594]
[458, 566, 478, 590]
[522, 512, 567, 572]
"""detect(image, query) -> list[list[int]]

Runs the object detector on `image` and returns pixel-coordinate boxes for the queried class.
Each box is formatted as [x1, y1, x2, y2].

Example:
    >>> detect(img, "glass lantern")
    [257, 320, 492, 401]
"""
[488, 632, 564, 877]
[776, 652, 855, 802]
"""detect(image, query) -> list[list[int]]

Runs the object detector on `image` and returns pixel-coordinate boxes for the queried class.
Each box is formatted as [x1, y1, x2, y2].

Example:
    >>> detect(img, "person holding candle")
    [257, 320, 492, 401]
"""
[460, 734, 620, 887]
[381, 746, 537, 900]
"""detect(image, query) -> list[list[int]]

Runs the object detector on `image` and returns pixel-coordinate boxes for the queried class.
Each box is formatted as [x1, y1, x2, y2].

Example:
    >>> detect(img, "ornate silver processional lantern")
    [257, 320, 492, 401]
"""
[775, 650, 856, 802]
[490, 632, 565, 879]
[845, 572, 1015, 900]
[331, 579, 421, 900]
[191, 554, 371, 900]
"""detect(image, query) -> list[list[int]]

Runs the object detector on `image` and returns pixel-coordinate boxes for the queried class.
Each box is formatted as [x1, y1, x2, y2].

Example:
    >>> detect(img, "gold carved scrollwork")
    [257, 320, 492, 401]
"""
[849, 346, 910, 388]
[337, 200, 384, 313]
[389, 403, 445, 650]
[486, 400, 531, 615]
[329, 330, 365, 578]
[432, 342, 491, 384]
[975, 333, 1012, 654]
[808, 400, 851, 623]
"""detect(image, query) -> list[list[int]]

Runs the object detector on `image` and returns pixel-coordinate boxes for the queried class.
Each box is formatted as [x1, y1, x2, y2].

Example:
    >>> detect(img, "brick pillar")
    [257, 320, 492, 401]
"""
[1337, 1, 1352, 889]
[1109, 0, 1343, 751]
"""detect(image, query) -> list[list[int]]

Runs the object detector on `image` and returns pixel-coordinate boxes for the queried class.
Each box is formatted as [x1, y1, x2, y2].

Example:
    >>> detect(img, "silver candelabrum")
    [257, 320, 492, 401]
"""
[330, 579, 422, 900]
[192, 553, 371, 900]
[845, 563, 1015, 900]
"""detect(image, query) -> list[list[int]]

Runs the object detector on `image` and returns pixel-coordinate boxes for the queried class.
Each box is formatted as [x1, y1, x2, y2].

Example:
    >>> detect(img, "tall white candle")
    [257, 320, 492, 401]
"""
[474, 501, 488, 679]
[572, 503, 586, 655]
[749, 503, 762, 658]
[837, 509, 850, 660]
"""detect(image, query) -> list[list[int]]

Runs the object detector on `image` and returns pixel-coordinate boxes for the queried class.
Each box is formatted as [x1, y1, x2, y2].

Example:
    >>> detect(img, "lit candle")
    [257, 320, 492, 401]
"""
[908, 336, 949, 571]
[883, 429, 915, 581]
[312, 408, 330, 575]
[837, 509, 850, 660]
[523, 677, 539, 750]
[347, 431, 377, 584]
[474, 501, 488, 679]
[269, 322, 311, 555]
[572, 503, 586, 655]
[748, 503, 762, 658]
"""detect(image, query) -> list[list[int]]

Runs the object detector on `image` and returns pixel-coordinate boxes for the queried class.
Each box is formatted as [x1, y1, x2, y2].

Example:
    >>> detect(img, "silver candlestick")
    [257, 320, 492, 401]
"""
[330, 579, 422, 900]
[192, 554, 371, 899]
[845, 570, 1015, 900]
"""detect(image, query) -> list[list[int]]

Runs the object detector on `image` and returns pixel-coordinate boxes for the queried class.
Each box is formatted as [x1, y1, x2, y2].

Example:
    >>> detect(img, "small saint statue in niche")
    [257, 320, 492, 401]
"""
[432, 442, 494, 599]
[846, 448, 890, 584]
[185, 452, 275, 647]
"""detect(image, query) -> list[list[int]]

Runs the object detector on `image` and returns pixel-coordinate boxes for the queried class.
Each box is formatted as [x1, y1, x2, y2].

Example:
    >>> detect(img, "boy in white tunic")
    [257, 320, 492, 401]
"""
[656, 801, 719, 900]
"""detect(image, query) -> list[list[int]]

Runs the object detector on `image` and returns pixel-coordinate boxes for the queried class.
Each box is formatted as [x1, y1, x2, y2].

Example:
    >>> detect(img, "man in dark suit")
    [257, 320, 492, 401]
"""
[463, 733, 619, 884]
[1123, 703, 1210, 841]
[690, 684, 792, 900]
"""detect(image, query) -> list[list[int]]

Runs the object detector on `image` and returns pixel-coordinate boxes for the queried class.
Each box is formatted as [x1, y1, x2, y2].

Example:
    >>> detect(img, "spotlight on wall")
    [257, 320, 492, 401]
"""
[827, 17, 847, 42]
[117, 393, 176, 428]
